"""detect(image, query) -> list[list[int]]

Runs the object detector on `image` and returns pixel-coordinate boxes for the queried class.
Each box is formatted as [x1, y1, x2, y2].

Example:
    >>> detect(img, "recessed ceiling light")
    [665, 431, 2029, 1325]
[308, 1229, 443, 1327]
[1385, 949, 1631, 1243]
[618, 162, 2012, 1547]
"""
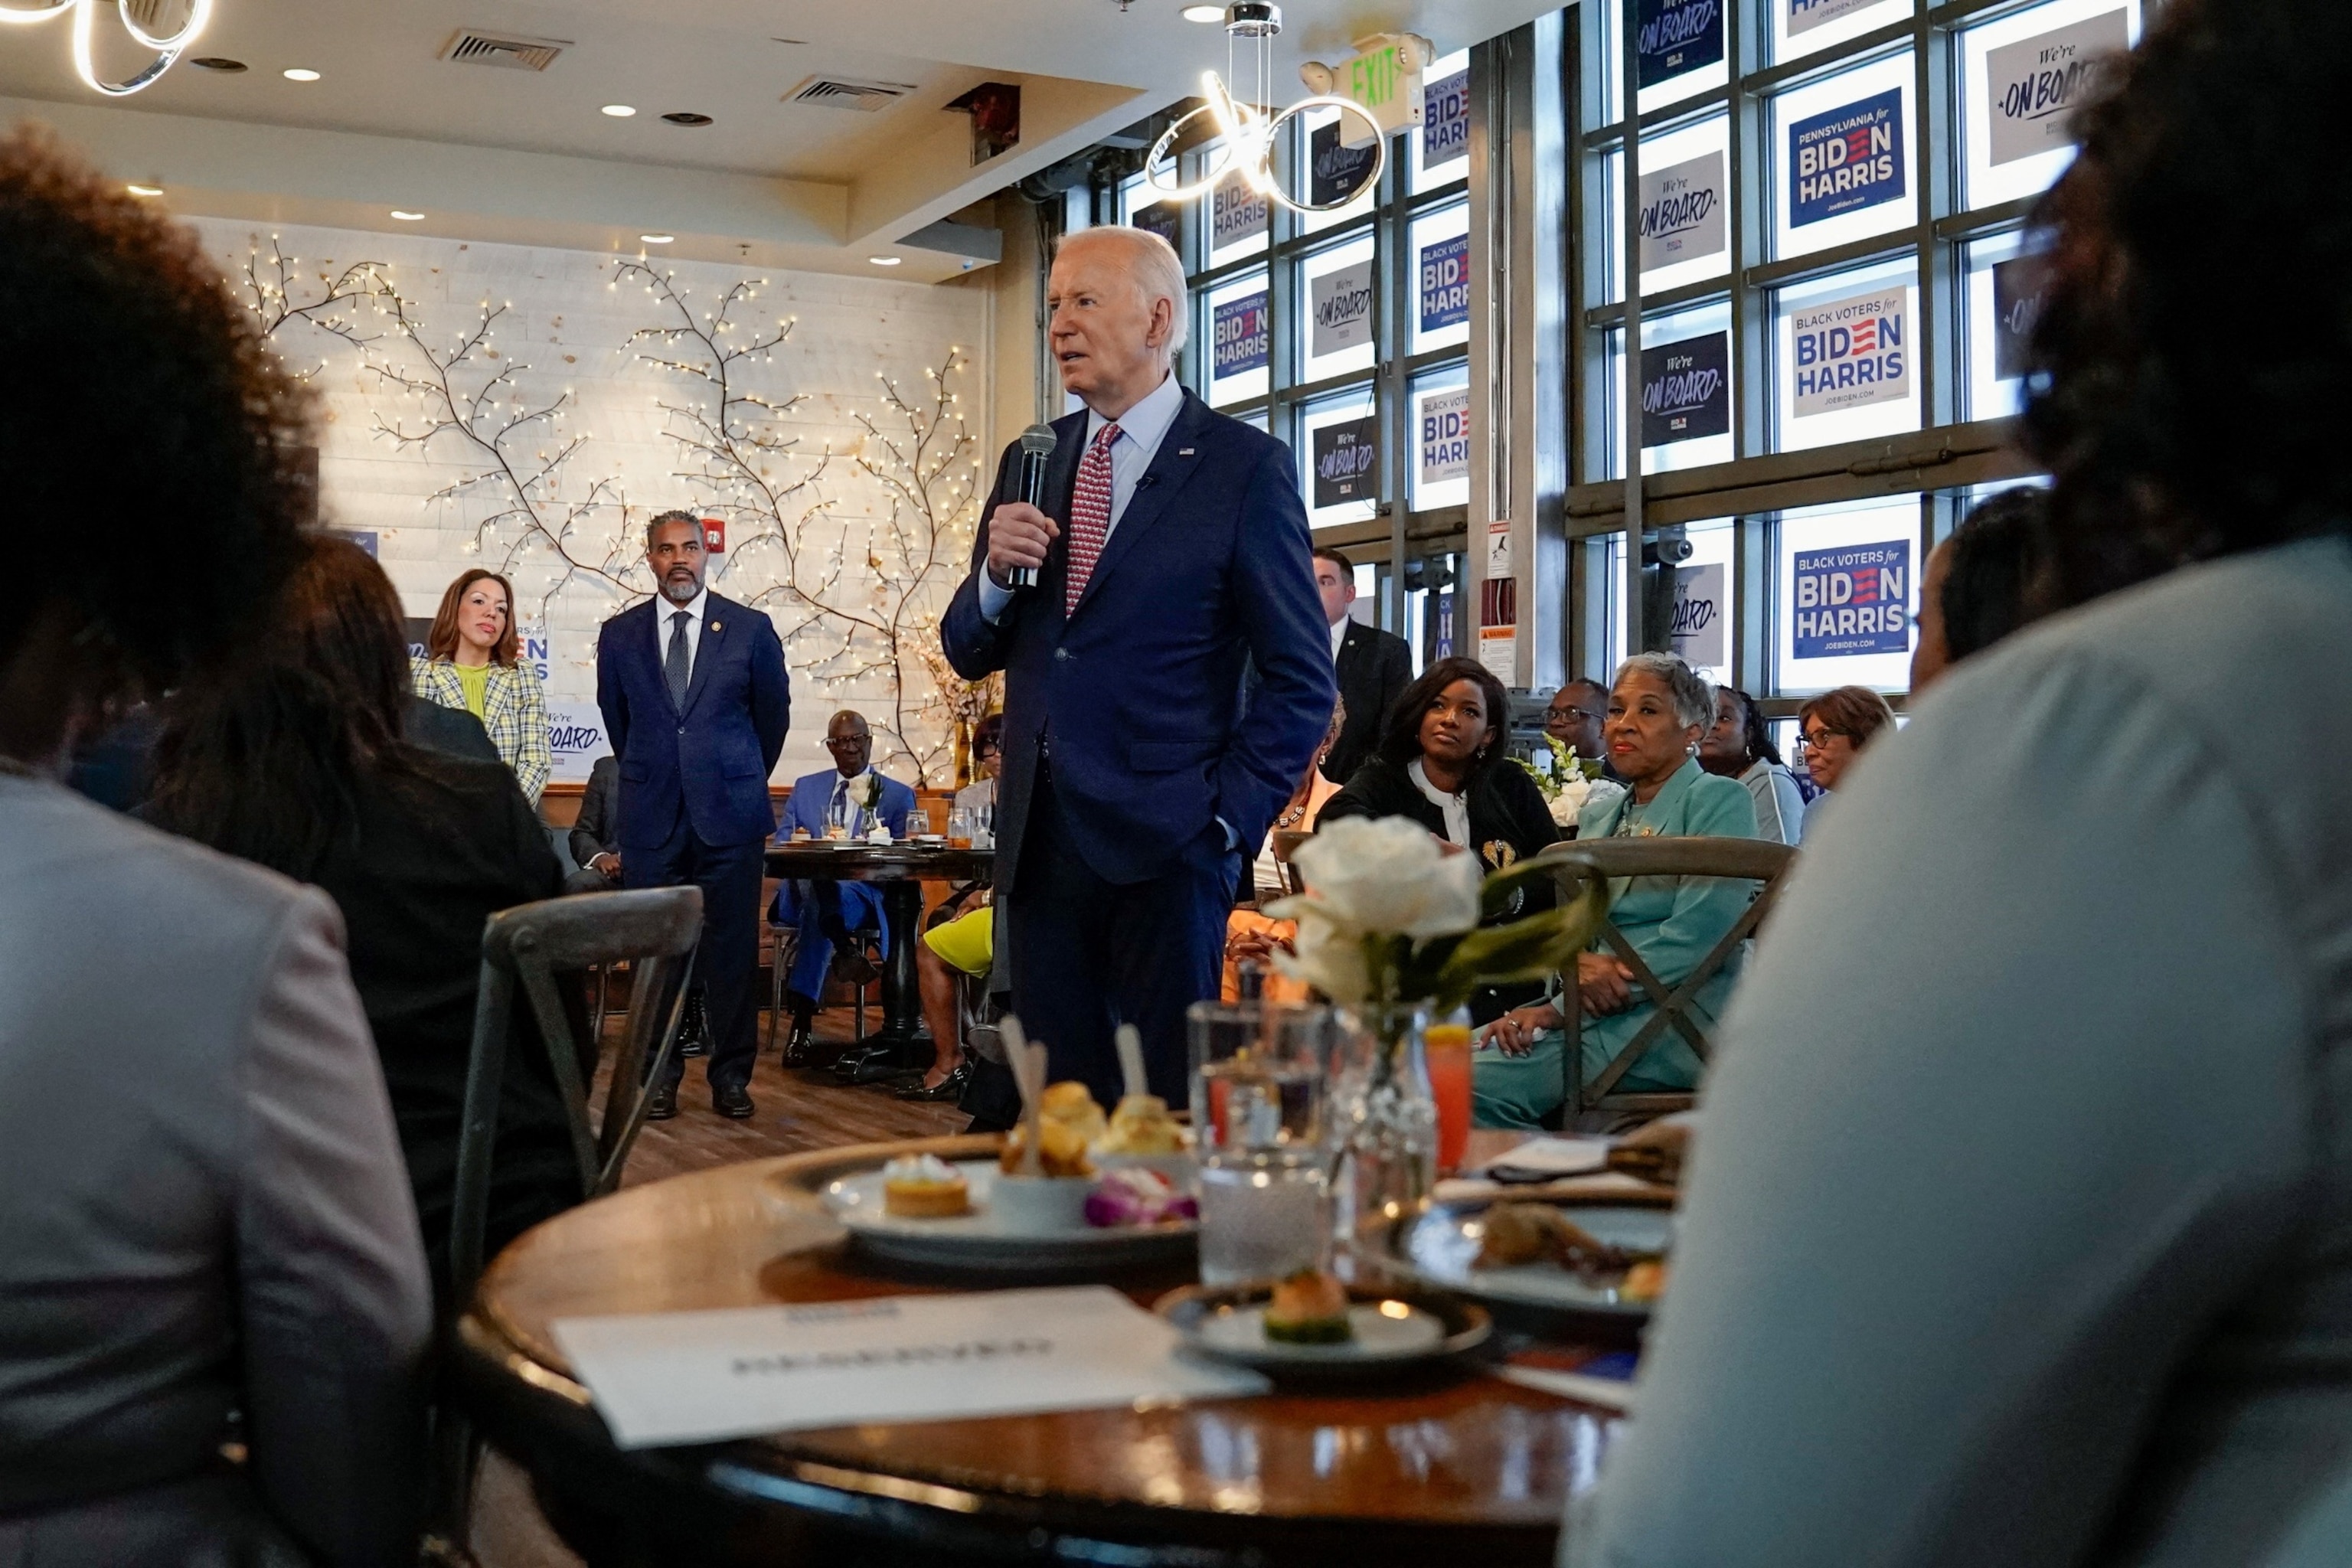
[126, 183, 163, 198]
[1181, 4, 1225, 20]
[639, 234, 675, 244]
[661, 111, 713, 126]
[282, 67, 320, 81]
[390, 210, 425, 221]
[868, 256, 902, 266]
[600, 103, 636, 118]
[190, 56, 247, 72]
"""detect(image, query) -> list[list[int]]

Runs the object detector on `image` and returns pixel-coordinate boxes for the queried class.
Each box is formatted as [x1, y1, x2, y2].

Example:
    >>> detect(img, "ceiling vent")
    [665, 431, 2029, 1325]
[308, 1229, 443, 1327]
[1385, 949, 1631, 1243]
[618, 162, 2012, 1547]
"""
[785, 75, 917, 111]
[438, 29, 570, 72]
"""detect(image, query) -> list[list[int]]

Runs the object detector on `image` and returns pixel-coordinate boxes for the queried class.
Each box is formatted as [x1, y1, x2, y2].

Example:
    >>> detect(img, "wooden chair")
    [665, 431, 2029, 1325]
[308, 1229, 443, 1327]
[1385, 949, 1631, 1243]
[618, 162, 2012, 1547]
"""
[1533, 836, 1796, 1122]
[1270, 828, 1312, 898]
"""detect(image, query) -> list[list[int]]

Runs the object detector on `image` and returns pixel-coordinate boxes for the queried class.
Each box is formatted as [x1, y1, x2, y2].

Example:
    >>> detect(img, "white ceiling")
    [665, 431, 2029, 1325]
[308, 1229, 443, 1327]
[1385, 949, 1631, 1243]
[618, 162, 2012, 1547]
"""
[0, 0, 1559, 277]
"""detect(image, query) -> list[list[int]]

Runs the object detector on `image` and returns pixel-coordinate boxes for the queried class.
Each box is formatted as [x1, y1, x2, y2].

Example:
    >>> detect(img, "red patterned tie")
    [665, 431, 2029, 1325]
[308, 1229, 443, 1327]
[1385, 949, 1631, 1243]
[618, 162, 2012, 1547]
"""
[1063, 421, 1120, 616]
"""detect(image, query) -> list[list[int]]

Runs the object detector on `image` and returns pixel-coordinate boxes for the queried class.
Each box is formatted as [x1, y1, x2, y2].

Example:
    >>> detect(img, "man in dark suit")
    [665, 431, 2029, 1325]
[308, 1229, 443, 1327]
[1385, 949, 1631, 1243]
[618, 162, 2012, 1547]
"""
[596, 511, 791, 1120]
[942, 226, 1334, 1120]
[1313, 546, 1414, 787]
[564, 753, 621, 894]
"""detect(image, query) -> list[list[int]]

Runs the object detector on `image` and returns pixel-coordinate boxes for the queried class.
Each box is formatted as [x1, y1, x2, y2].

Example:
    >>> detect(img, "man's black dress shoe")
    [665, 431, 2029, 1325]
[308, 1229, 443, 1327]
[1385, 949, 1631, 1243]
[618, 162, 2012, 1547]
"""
[781, 1016, 815, 1070]
[644, 1084, 678, 1121]
[714, 1083, 755, 1119]
[846, 1053, 923, 1086]
[829, 1044, 890, 1078]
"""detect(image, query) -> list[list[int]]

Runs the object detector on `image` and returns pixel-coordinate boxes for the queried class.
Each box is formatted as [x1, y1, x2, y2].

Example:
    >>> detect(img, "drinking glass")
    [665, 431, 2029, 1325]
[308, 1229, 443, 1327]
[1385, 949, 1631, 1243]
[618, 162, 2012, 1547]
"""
[973, 802, 995, 849]
[1423, 1009, 1473, 1174]
[947, 806, 975, 850]
[1187, 1000, 1335, 1285]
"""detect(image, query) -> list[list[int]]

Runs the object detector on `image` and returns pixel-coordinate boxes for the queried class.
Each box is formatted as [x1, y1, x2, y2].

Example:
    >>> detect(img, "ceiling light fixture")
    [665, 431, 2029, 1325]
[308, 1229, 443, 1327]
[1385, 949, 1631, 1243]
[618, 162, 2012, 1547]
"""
[639, 234, 674, 244]
[599, 103, 635, 117]
[868, 256, 901, 266]
[390, 210, 425, 220]
[661, 111, 712, 126]
[126, 182, 163, 196]
[1181, 5, 1224, 19]
[0, 0, 215, 96]
[283, 67, 320, 80]
[189, 54, 243, 70]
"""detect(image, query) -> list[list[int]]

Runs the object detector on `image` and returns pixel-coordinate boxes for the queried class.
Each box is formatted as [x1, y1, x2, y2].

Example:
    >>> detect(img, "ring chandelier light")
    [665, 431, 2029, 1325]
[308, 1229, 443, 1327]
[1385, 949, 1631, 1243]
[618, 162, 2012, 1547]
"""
[0, 0, 213, 96]
[1142, 2, 1385, 217]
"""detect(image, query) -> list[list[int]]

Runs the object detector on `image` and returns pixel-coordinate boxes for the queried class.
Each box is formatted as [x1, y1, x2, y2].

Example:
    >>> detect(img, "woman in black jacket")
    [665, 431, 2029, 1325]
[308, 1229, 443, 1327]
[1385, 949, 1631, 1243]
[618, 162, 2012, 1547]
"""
[1318, 655, 1560, 1022]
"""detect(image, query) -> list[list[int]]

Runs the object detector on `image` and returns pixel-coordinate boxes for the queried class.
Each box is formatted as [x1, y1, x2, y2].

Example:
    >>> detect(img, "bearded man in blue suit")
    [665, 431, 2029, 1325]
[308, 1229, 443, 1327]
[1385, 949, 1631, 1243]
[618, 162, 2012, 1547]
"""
[942, 226, 1335, 1123]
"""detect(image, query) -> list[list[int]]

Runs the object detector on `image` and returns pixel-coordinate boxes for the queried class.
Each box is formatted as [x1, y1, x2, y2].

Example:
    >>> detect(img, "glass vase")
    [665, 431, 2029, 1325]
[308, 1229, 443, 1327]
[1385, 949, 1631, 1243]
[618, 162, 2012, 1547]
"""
[1328, 1002, 1440, 1267]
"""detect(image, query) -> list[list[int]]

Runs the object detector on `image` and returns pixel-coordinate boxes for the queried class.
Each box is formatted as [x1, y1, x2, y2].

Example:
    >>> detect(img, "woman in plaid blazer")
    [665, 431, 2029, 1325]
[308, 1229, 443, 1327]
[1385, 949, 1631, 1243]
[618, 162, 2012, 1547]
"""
[411, 568, 551, 803]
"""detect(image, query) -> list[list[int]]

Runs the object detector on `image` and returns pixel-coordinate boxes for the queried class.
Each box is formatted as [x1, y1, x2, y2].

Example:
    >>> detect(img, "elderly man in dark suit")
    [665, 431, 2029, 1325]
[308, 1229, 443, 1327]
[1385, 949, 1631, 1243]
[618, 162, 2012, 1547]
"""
[1313, 544, 1414, 786]
[942, 225, 1334, 1121]
[596, 512, 791, 1121]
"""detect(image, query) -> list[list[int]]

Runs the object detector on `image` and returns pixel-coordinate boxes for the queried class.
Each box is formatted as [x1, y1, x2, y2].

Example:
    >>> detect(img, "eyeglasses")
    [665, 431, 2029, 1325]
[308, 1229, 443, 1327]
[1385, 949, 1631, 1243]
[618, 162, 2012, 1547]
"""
[1800, 729, 1852, 750]
[824, 735, 869, 750]
[1549, 707, 1603, 725]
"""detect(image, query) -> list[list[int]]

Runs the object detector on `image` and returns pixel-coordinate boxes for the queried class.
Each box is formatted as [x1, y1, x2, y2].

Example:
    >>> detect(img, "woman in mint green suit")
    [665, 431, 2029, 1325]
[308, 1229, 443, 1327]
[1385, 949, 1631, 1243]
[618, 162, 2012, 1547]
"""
[1475, 652, 1759, 1128]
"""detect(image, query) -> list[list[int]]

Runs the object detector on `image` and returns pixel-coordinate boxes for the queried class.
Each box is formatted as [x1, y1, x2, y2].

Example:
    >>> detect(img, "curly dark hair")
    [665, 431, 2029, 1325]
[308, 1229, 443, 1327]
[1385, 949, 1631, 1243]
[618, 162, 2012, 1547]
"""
[0, 125, 313, 752]
[1376, 655, 1511, 776]
[2022, 0, 2352, 606]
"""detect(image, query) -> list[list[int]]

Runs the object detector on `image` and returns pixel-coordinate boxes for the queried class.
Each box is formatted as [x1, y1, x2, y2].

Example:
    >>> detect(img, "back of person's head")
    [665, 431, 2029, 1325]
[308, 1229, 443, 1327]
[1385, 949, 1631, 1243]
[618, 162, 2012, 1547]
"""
[0, 126, 312, 761]
[1377, 655, 1511, 773]
[2024, 0, 2352, 607]
[1796, 685, 1897, 751]
[1943, 488, 2053, 663]
[150, 536, 415, 877]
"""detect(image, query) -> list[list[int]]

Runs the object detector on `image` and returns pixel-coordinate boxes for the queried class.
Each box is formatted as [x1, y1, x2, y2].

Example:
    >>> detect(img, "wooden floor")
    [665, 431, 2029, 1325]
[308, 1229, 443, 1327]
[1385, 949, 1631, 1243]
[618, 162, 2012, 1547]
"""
[477, 1005, 966, 1568]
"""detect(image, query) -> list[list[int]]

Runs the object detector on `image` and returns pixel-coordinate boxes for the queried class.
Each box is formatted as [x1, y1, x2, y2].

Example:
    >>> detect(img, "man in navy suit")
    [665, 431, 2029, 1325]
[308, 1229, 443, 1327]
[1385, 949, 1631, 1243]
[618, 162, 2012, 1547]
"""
[596, 511, 791, 1121]
[942, 226, 1334, 1121]
[770, 709, 920, 1068]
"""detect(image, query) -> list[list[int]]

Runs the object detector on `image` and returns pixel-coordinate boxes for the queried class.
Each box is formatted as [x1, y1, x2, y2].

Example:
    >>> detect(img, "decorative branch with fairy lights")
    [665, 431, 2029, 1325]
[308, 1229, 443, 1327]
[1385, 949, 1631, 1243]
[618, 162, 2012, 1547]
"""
[617, 258, 985, 785]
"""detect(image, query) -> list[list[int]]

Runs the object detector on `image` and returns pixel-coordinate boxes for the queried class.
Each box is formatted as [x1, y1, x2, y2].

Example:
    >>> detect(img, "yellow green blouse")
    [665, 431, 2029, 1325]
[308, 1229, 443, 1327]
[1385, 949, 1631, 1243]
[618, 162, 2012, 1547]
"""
[452, 660, 491, 719]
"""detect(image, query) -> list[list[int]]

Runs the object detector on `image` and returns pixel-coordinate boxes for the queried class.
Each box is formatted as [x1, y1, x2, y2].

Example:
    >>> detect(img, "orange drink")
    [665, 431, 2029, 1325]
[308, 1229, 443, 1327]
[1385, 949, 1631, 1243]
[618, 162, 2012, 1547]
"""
[1425, 1021, 1473, 1172]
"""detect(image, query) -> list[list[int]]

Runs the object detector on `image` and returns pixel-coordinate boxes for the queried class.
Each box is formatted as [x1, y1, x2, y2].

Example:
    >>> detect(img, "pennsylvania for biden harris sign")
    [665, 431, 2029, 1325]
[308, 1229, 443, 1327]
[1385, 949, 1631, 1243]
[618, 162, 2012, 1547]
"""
[1788, 88, 1904, 227]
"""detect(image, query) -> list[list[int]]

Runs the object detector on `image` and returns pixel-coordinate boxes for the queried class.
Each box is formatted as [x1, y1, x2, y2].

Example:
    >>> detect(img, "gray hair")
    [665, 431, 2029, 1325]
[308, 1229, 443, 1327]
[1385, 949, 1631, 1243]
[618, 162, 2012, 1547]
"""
[1060, 226, 1191, 354]
[645, 508, 702, 551]
[1613, 651, 1714, 732]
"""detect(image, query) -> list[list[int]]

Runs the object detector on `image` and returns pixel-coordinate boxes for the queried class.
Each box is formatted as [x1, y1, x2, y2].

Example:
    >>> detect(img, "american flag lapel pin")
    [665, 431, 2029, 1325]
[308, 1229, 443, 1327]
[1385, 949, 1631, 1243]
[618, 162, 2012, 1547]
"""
[1178, 447, 1195, 456]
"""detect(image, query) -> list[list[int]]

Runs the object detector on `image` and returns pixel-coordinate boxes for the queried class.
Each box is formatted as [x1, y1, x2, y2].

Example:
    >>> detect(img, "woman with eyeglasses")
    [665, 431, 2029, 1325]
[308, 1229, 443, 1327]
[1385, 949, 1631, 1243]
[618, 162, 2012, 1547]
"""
[1795, 684, 1896, 828]
[1476, 653, 1759, 1129]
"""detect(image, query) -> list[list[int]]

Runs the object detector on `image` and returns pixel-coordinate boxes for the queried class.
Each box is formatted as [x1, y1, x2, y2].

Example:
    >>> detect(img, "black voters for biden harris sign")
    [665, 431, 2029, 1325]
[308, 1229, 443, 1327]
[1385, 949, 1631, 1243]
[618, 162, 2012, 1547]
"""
[1792, 541, 1910, 659]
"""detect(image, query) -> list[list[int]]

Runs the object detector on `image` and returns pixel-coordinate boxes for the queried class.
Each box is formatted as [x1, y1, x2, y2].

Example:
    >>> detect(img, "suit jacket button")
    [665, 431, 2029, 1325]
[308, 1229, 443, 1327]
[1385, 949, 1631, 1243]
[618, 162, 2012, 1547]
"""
[1054, 648, 1070, 662]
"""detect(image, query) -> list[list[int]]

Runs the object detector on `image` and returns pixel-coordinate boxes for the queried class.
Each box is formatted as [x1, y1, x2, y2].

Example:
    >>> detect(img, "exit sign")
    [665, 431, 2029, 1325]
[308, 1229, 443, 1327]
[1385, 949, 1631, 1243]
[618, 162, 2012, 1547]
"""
[1339, 38, 1424, 147]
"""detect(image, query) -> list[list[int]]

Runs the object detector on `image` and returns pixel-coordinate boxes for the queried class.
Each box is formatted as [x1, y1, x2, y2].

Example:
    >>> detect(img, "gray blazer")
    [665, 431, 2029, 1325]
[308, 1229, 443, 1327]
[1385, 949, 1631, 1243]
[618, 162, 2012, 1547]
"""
[0, 776, 432, 1566]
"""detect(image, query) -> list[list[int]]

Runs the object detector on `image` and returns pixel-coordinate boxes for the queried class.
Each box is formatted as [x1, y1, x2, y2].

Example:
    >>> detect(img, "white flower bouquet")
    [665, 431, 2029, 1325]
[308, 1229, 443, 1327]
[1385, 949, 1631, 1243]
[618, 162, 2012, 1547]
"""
[1518, 735, 1622, 829]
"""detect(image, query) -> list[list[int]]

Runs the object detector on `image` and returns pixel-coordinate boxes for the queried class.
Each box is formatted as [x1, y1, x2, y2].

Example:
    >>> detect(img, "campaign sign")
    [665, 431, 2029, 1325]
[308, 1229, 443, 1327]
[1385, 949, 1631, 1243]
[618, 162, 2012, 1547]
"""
[1790, 286, 1909, 417]
[1791, 540, 1910, 658]
[1310, 258, 1375, 358]
[545, 700, 611, 785]
[334, 528, 379, 559]
[1991, 255, 2047, 381]
[1788, 88, 1905, 227]
[521, 632, 551, 684]
[1432, 589, 1456, 660]
[1312, 416, 1379, 508]
[1419, 234, 1470, 333]
[1788, 0, 1883, 36]
[1423, 70, 1469, 166]
[1419, 388, 1471, 486]
[1211, 178, 1266, 250]
[1638, 151, 1726, 273]
[1639, 331, 1730, 448]
[1671, 562, 1726, 669]
[1311, 120, 1379, 208]
[1637, 0, 1723, 89]
[1987, 10, 2128, 166]
[1130, 201, 1181, 248]
[1211, 289, 1269, 378]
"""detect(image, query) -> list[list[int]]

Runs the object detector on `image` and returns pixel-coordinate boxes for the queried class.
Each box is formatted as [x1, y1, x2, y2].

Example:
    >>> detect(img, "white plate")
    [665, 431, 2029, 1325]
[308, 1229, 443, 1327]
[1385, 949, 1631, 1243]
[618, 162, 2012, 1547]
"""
[812, 1160, 1198, 1272]
[1196, 1302, 1446, 1362]
[1399, 1205, 1673, 1321]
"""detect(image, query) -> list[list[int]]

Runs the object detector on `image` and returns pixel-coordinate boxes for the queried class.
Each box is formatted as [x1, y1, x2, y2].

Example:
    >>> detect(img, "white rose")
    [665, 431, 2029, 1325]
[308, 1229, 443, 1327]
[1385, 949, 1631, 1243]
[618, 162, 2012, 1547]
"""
[1272, 903, 1374, 1004]
[1279, 815, 1484, 939]
[1548, 790, 1581, 828]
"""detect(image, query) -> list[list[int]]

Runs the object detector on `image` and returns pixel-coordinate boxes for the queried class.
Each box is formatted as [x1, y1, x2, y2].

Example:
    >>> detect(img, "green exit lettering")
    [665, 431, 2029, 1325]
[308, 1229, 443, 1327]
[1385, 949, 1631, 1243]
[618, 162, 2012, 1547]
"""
[1349, 44, 1403, 112]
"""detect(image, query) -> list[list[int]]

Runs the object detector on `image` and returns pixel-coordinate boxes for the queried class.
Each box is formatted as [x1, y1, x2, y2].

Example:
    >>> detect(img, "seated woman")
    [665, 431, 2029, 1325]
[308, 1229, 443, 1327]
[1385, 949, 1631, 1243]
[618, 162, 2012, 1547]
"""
[1222, 696, 1347, 1004]
[1795, 684, 1896, 828]
[412, 566, 553, 805]
[150, 536, 583, 1305]
[1699, 685, 1806, 845]
[898, 716, 1008, 1102]
[0, 130, 427, 1565]
[1318, 656, 1559, 1023]
[1477, 652, 1759, 1129]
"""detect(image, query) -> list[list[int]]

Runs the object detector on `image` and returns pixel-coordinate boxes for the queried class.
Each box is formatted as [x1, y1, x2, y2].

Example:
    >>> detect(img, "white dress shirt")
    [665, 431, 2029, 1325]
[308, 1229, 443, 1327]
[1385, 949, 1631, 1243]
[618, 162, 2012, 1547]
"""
[978, 371, 1187, 623]
[1329, 616, 1351, 660]
[651, 586, 709, 681]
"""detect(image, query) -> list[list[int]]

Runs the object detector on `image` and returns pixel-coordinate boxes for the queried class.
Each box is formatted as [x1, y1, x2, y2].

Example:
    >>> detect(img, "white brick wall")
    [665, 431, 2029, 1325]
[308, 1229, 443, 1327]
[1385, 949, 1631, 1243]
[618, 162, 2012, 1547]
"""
[191, 218, 991, 784]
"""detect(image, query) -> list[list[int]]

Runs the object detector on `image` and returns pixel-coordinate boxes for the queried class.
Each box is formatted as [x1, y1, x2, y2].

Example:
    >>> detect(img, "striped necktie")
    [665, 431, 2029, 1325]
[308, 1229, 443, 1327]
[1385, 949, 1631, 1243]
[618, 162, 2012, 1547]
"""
[1063, 421, 1120, 616]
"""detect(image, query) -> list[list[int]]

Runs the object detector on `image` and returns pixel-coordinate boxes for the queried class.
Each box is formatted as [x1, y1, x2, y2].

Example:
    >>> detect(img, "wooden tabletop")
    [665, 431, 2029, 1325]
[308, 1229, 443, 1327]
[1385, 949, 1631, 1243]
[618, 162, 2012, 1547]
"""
[456, 1131, 1619, 1566]
[763, 841, 995, 882]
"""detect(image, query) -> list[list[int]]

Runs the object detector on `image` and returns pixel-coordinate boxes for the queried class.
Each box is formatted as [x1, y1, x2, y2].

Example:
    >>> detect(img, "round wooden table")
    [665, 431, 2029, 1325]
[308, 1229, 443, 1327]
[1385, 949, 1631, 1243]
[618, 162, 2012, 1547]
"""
[453, 1132, 1623, 1567]
[763, 842, 993, 1048]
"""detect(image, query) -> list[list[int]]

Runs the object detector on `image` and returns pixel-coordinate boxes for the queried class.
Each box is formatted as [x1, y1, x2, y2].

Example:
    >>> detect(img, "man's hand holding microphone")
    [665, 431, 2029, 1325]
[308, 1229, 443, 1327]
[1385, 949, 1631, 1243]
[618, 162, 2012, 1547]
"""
[985, 502, 1059, 589]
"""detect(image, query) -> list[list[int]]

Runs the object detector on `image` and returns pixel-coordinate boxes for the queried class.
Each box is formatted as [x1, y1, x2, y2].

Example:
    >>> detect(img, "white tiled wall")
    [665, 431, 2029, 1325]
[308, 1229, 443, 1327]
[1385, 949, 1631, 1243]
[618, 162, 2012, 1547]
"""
[191, 218, 991, 783]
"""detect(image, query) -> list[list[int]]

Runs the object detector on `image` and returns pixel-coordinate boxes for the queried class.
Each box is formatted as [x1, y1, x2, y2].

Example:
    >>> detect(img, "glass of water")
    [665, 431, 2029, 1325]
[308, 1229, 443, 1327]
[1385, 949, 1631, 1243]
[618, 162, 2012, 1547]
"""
[1187, 1000, 1335, 1286]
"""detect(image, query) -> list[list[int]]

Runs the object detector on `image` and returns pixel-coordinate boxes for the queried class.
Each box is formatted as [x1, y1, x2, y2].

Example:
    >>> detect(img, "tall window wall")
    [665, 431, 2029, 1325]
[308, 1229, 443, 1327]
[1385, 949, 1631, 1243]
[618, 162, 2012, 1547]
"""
[1112, 52, 1475, 671]
[1567, 0, 2127, 724]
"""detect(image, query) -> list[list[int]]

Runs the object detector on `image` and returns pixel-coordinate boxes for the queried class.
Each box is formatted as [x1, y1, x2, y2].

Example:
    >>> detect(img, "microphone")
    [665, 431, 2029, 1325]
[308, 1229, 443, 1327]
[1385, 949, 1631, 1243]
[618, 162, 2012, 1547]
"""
[1004, 423, 1058, 590]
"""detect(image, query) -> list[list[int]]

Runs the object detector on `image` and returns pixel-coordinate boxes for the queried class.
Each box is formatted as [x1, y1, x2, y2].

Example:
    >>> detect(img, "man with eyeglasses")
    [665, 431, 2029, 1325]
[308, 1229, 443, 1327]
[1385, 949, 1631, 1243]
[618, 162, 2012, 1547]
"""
[1546, 678, 1618, 776]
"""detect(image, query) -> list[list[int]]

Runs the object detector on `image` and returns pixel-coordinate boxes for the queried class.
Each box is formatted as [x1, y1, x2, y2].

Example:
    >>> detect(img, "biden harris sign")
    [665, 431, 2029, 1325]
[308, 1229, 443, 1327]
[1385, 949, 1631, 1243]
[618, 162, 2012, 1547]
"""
[1788, 88, 1904, 227]
[1790, 286, 1909, 418]
[1792, 540, 1910, 659]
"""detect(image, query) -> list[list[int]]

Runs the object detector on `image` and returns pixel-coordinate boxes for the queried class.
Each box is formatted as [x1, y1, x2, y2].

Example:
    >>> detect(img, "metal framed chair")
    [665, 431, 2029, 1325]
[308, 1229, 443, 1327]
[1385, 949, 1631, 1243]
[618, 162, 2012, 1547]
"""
[1271, 828, 1312, 898]
[1534, 837, 1796, 1122]
[448, 885, 704, 1303]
